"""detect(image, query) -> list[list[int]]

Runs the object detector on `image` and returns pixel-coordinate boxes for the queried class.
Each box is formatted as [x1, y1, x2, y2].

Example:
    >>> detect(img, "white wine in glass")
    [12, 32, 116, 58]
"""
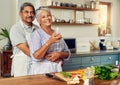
[54, 27, 61, 52]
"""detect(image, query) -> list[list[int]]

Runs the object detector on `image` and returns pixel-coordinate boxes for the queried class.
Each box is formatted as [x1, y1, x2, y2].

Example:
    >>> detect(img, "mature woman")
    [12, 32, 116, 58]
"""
[29, 7, 71, 75]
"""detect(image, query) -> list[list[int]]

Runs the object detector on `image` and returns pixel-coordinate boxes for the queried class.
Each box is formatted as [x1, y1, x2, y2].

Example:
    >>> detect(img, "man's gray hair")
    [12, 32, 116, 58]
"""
[20, 2, 35, 14]
[36, 6, 51, 19]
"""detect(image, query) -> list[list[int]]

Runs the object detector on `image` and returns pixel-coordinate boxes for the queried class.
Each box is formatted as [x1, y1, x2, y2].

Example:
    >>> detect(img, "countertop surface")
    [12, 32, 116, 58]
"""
[71, 49, 120, 57]
[0, 74, 120, 85]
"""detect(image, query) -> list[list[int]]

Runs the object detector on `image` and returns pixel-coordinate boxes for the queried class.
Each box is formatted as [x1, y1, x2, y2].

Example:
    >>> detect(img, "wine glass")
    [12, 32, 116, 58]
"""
[54, 27, 61, 52]
[54, 26, 59, 34]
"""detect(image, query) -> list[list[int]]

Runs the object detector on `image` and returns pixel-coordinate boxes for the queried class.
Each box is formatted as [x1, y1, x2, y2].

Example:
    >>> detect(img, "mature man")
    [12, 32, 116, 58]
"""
[10, 2, 38, 77]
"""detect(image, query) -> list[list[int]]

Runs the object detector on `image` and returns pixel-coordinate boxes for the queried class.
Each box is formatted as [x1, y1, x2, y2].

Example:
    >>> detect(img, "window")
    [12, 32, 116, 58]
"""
[98, 2, 111, 36]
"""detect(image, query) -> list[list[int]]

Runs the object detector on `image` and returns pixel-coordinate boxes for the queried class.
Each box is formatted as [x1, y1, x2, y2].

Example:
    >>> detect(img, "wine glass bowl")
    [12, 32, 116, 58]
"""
[53, 27, 63, 52]
[54, 27, 60, 34]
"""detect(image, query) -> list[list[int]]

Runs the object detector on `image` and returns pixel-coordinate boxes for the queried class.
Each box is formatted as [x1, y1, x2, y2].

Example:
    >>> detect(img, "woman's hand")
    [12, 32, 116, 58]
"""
[45, 52, 61, 63]
[48, 32, 62, 45]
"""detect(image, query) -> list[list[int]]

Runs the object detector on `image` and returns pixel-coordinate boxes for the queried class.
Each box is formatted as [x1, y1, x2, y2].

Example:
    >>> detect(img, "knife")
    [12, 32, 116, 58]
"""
[45, 73, 64, 82]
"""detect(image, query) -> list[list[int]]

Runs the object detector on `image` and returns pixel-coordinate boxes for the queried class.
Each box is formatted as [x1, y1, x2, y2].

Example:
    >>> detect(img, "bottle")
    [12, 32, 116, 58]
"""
[84, 79, 89, 85]
[95, 0, 100, 9]
[90, 0, 96, 9]
[115, 61, 119, 70]
[112, 60, 120, 73]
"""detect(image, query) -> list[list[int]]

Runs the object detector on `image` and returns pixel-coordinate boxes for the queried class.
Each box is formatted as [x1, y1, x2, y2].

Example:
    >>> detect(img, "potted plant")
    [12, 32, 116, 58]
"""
[0, 27, 12, 50]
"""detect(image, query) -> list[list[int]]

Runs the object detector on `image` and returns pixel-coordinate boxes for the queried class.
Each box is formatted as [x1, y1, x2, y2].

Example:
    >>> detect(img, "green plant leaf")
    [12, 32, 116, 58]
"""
[0, 27, 10, 40]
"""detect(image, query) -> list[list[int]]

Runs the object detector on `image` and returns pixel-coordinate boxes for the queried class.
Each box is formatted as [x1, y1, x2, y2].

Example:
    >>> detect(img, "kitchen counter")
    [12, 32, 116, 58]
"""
[63, 49, 120, 71]
[71, 49, 120, 57]
[0, 74, 120, 85]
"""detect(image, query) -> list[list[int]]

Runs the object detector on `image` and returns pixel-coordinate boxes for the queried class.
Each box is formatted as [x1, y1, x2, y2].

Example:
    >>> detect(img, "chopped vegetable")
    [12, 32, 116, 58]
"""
[60, 72, 72, 78]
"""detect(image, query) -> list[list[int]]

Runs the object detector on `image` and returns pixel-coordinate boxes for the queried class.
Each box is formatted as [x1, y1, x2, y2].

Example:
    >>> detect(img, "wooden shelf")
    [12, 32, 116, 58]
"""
[53, 22, 99, 25]
[48, 6, 99, 26]
[48, 6, 99, 11]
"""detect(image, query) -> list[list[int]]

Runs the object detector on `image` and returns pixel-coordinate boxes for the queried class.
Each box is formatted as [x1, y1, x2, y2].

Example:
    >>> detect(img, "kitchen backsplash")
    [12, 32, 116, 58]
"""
[0, 37, 120, 51]
[65, 37, 120, 53]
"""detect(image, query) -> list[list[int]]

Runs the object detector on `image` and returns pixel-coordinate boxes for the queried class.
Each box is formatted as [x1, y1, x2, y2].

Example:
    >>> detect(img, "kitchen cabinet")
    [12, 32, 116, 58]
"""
[63, 65, 81, 71]
[0, 50, 12, 77]
[101, 54, 118, 65]
[63, 56, 82, 71]
[48, 6, 99, 25]
[63, 54, 119, 71]
[119, 54, 120, 63]
[63, 55, 101, 71]
[81, 56, 100, 68]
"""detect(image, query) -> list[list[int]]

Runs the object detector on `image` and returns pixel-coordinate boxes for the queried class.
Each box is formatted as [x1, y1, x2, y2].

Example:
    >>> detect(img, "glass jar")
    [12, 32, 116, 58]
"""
[84, 68, 94, 85]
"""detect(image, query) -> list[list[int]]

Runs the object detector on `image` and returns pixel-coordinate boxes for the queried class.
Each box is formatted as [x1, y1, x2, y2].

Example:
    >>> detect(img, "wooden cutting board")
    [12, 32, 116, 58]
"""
[54, 70, 85, 82]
